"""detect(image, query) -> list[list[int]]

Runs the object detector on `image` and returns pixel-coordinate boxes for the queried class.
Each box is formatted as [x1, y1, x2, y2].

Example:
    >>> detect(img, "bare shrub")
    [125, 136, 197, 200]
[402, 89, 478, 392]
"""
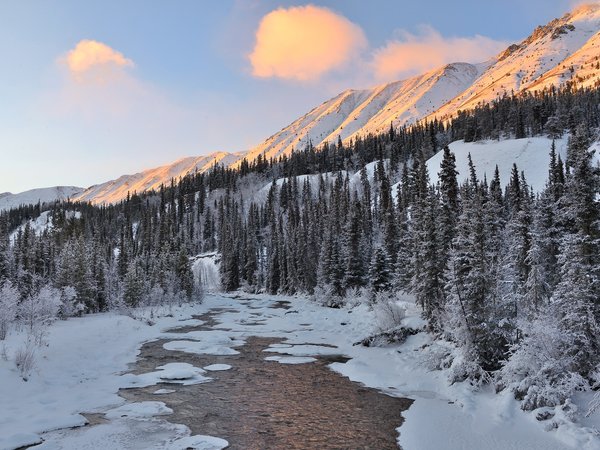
[15, 345, 36, 381]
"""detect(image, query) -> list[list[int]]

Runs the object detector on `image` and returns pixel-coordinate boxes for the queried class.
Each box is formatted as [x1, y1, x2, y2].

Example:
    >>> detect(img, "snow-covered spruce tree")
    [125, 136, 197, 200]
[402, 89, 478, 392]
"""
[123, 260, 146, 308]
[370, 247, 392, 296]
[495, 166, 533, 345]
[445, 174, 506, 382]
[552, 125, 600, 375]
[345, 197, 366, 290]
[500, 125, 600, 409]
[410, 185, 445, 329]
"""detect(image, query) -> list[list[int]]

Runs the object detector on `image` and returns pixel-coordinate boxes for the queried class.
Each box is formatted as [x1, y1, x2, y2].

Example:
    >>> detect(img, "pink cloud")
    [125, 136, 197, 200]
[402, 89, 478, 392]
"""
[372, 26, 507, 82]
[63, 40, 134, 83]
[249, 5, 367, 82]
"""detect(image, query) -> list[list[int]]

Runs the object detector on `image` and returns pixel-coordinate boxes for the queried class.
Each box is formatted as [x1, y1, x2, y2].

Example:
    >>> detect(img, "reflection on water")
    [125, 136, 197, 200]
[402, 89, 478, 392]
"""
[121, 311, 412, 450]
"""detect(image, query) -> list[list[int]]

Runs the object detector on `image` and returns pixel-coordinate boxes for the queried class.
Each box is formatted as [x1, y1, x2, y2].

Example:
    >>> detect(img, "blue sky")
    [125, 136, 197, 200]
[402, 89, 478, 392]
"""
[0, 0, 576, 192]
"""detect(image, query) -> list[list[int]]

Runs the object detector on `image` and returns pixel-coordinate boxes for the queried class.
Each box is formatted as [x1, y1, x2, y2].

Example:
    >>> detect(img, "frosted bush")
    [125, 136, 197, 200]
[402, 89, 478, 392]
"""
[59, 286, 85, 318]
[312, 284, 344, 308]
[448, 347, 491, 386]
[0, 281, 19, 340]
[344, 287, 370, 308]
[421, 342, 454, 371]
[19, 285, 62, 345]
[373, 293, 406, 332]
[498, 313, 586, 410]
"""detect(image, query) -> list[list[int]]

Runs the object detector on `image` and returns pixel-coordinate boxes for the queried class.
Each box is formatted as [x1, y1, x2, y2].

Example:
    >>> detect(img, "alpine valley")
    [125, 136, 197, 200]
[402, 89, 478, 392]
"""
[2, 4, 600, 450]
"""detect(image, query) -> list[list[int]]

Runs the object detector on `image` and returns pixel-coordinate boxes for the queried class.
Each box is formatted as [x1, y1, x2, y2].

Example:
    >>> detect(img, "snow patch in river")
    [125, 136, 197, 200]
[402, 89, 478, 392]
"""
[164, 340, 240, 356]
[105, 401, 173, 419]
[264, 355, 317, 364]
[203, 364, 232, 372]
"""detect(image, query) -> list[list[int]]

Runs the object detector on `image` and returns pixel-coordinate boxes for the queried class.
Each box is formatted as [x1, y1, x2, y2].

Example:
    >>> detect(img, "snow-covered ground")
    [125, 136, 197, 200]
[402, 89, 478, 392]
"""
[9, 210, 82, 244]
[0, 305, 228, 450]
[1, 294, 598, 449]
[428, 136, 569, 192]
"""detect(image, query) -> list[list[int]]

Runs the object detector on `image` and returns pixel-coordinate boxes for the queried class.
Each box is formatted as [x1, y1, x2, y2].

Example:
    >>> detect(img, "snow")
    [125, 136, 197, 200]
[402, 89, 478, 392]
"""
[72, 152, 245, 205]
[0, 305, 217, 450]
[9, 210, 82, 244]
[263, 343, 342, 357]
[0, 186, 84, 212]
[34, 419, 192, 450]
[431, 4, 600, 121]
[121, 362, 211, 387]
[236, 63, 483, 166]
[153, 389, 177, 395]
[264, 355, 317, 364]
[104, 402, 173, 419]
[165, 435, 229, 450]
[163, 339, 241, 356]
[203, 364, 232, 371]
[254, 171, 348, 203]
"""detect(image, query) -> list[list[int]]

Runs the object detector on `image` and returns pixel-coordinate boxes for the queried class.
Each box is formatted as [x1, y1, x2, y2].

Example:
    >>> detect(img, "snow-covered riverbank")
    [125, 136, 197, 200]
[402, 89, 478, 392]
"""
[1, 294, 598, 449]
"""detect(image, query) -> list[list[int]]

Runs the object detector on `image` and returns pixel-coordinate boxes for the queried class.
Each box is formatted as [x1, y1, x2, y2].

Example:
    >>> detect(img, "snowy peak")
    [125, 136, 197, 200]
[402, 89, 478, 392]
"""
[241, 4, 600, 165]
[0, 186, 84, 212]
[568, 3, 600, 21]
[72, 151, 245, 205]
[237, 62, 481, 166]
[431, 4, 600, 120]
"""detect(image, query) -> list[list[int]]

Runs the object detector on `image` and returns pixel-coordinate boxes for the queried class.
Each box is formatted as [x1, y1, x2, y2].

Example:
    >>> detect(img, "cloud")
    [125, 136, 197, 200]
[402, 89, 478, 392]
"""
[63, 40, 134, 83]
[249, 5, 367, 82]
[372, 26, 508, 82]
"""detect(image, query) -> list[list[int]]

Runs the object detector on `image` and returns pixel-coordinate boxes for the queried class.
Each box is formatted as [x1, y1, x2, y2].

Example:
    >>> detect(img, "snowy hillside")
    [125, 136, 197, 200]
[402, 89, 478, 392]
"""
[245, 137, 582, 209]
[73, 152, 245, 205]
[425, 137, 569, 193]
[0, 186, 84, 212]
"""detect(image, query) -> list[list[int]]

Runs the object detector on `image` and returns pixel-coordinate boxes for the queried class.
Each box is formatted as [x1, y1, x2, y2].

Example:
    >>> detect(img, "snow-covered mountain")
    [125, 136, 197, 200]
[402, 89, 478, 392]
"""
[237, 63, 484, 167]
[6, 4, 600, 208]
[72, 152, 244, 205]
[430, 4, 600, 121]
[243, 4, 600, 164]
[0, 186, 84, 212]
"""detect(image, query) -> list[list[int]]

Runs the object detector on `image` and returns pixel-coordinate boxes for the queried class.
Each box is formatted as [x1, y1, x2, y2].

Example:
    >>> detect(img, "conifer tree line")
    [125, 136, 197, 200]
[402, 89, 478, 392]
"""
[0, 84, 599, 407]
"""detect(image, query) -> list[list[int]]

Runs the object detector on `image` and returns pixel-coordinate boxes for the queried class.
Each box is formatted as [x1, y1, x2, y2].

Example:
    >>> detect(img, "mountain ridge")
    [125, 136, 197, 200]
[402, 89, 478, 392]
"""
[5, 3, 600, 207]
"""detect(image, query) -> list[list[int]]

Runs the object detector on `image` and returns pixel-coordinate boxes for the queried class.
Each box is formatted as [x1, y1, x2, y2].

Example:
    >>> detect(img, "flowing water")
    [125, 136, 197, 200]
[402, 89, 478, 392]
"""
[120, 303, 412, 449]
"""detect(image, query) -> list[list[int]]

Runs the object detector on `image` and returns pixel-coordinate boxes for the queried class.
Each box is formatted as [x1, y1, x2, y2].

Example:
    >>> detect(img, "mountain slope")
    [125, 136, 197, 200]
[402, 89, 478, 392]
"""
[243, 4, 600, 164]
[6, 4, 600, 208]
[73, 152, 244, 205]
[0, 186, 84, 212]
[238, 63, 483, 166]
